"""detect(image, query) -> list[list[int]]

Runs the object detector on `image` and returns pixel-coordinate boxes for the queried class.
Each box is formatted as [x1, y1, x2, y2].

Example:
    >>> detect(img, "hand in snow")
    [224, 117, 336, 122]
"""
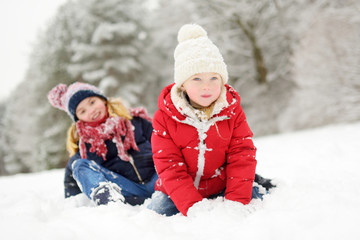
[223, 198, 245, 208]
[223, 198, 260, 216]
[187, 198, 216, 217]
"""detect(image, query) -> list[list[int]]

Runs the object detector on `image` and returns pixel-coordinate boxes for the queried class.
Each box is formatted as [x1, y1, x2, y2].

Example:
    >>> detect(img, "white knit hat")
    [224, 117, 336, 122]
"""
[174, 24, 228, 87]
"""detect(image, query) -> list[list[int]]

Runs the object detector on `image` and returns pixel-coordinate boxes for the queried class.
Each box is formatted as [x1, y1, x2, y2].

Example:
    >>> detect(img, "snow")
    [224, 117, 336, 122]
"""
[1, 122, 360, 240]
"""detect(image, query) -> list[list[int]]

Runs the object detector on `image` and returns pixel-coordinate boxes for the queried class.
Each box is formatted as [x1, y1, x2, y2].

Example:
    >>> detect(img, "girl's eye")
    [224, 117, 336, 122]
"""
[193, 77, 201, 81]
[211, 76, 218, 80]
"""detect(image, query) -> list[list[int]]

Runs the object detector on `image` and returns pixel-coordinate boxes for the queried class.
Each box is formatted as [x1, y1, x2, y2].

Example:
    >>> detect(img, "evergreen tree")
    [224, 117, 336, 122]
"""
[1, 1, 76, 172]
[66, 0, 157, 109]
[2, 81, 37, 173]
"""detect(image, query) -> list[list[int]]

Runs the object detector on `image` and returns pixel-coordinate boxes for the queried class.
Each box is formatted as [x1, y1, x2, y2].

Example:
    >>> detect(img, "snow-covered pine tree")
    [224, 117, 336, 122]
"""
[66, 0, 156, 109]
[2, 81, 41, 173]
[1, 2, 78, 173]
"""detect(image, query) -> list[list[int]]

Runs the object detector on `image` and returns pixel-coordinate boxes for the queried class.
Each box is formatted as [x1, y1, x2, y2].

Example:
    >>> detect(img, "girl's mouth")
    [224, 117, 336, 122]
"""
[92, 112, 100, 120]
[201, 94, 211, 98]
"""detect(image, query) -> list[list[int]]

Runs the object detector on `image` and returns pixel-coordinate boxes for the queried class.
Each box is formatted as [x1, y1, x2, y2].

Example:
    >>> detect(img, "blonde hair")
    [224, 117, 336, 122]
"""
[66, 97, 132, 157]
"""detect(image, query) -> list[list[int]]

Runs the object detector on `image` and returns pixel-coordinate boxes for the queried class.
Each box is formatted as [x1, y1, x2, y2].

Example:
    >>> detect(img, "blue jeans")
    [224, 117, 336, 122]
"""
[72, 159, 157, 205]
[147, 186, 264, 216]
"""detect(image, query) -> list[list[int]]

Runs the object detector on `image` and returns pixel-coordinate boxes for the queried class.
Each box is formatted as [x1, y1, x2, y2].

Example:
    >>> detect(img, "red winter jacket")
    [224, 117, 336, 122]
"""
[151, 83, 257, 215]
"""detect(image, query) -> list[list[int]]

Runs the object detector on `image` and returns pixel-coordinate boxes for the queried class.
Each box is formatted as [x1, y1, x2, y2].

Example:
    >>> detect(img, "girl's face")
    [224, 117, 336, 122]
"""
[76, 96, 107, 123]
[182, 72, 222, 108]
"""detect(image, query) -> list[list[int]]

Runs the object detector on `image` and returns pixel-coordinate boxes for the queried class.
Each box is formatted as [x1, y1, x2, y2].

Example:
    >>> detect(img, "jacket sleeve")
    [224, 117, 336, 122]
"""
[64, 153, 82, 198]
[151, 111, 203, 216]
[225, 106, 257, 204]
[140, 117, 153, 142]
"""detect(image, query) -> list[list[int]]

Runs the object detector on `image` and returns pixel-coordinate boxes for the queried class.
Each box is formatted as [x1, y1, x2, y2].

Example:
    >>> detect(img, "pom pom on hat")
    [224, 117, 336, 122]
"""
[174, 24, 228, 87]
[177, 24, 207, 43]
[48, 84, 68, 111]
[47, 82, 107, 121]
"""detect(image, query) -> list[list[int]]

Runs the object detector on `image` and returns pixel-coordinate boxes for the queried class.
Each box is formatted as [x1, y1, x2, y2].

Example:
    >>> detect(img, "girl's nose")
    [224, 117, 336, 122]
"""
[202, 82, 210, 90]
[89, 107, 96, 116]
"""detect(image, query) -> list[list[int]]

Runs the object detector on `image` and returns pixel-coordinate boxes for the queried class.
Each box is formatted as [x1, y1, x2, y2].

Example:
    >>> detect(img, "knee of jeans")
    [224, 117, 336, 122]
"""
[71, 159, 99, 176]
[71, 159, 88, 170]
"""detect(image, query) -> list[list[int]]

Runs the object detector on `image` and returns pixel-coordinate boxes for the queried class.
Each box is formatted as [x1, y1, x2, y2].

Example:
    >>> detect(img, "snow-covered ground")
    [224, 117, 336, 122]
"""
[1, 122, 359, 240]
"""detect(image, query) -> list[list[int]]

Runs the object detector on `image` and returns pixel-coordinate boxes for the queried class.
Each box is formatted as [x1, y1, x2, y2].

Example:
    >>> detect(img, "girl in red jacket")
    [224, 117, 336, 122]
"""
[148, 24, 274, 216]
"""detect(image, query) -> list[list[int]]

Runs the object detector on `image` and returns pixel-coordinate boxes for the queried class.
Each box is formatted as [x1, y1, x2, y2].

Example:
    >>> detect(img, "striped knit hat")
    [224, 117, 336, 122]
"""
[47, 82, 107, 121]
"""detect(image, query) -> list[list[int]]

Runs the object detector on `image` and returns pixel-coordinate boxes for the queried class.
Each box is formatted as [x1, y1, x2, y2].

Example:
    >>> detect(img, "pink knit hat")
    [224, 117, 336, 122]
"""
[48, 82, 106, 121]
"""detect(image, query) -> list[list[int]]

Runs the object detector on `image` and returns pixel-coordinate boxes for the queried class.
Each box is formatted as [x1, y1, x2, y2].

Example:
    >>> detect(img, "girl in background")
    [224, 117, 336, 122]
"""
[48, 82, 157, 205]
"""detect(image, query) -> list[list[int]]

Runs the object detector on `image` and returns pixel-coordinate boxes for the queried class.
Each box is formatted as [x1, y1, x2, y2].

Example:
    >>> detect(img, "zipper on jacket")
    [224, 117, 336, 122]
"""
[129, 156, 144, 184]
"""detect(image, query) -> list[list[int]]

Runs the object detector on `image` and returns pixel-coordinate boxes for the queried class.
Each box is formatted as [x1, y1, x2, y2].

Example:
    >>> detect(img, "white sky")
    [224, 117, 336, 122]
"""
[0, 0, 67, 102]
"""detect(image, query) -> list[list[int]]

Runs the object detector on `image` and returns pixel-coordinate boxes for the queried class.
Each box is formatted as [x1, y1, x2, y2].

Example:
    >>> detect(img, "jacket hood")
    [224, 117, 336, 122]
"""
[157, 83, 241, 123]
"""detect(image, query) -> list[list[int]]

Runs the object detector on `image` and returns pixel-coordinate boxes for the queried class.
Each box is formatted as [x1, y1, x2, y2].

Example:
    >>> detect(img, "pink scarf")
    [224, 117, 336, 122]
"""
[76, 107, 152, 162]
